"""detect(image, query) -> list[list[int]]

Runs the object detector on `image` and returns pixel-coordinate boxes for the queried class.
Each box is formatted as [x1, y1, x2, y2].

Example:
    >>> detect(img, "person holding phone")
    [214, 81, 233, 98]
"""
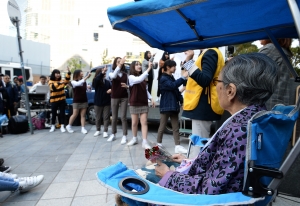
[108, 57, 129, 144]
[142, 51, 158, 95]
[127, 61, 155, 149]
[66, 70, 91, 134]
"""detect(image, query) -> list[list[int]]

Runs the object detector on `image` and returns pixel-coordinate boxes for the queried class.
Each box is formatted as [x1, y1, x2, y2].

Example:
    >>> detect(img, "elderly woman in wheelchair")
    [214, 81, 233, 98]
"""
[117, 53, 279, 205]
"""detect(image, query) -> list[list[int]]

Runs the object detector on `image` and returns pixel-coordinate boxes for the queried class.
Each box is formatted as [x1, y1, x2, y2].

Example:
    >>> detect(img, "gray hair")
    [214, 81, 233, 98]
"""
[220, 53, 278, 106]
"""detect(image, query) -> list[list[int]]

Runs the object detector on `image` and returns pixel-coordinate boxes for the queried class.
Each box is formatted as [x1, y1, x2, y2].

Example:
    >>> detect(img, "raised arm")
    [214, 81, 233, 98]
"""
[109, 57, 126, 79]
[183, 50, 218, 88]
[129, 62, 153, 86]
[160, 76, 186, 91]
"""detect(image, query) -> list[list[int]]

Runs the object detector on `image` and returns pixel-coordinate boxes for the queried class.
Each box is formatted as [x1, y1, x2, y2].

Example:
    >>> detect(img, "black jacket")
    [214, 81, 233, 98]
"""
[92, 73, 111, 106]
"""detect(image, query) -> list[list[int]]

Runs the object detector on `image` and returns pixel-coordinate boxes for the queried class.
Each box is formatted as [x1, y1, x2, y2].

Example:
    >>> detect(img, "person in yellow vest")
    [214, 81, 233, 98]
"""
[182, 48, 225, 138]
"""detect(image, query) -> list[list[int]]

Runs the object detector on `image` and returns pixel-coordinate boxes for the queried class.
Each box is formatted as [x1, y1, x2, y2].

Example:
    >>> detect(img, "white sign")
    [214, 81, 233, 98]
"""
[7, 0, 21, 26]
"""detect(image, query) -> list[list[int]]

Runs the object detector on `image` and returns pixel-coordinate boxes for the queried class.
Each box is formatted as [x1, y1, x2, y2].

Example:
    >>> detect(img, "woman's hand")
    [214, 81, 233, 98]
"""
[155, 160, 170, 178]
[184, 50, 194, 61]
[107, 89, 111, 94]
[119, 56, 126, 67]
[182, 70, 189, 78]
[151, 100, 155, 108]
[172, 153, 186, 163]
[102, 67, 107, 74]
[120, 82, 129, 89]
[85, 72, 91, 80]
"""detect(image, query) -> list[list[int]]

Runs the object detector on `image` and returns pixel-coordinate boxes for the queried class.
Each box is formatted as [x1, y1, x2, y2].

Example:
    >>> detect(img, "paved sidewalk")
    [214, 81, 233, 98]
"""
[0, 123, 299, 206]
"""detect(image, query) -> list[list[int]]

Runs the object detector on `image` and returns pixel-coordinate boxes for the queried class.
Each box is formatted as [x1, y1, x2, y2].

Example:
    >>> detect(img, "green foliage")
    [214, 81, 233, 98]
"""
[233, 42, 259, 56]
[102, 56, 111, 64]
[291, 46, 300, 75]
[67, 57, 86, 73]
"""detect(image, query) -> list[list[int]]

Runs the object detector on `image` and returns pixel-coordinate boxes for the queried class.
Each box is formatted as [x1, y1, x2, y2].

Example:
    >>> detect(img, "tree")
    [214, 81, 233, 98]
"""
[233, 42, 259, 56]
[67, 57, 86, 73]
[102, 55, 111, 64]
[291, 46, 300, 75]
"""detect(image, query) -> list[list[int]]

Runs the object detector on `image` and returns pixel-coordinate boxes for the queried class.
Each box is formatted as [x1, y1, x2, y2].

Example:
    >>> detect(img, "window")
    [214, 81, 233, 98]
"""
[94, 33, 98, 41]
[13, 69, 30, 81]
[126, 52, 132, 57]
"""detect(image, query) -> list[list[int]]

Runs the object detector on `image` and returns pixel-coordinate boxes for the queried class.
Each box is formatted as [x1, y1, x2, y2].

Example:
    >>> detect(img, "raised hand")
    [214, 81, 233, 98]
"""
[185, 50, 194, 61]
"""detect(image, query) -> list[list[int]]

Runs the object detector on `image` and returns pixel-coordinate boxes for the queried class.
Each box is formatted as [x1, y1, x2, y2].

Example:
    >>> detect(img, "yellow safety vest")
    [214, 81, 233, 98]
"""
[183, 48, 225, 115]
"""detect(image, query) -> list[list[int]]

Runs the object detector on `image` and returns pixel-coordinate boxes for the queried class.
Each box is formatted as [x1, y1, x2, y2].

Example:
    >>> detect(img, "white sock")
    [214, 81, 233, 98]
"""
[82, 127, 85, 130]
[61, 124, 65, 128]
[142, 139, 148, 143]
[67, 125, 71, 127]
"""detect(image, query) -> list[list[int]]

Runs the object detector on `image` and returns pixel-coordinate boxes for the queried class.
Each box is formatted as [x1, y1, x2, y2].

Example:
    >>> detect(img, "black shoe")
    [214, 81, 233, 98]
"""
[0, 166, 11, 173]
[0, 158, 4, 166]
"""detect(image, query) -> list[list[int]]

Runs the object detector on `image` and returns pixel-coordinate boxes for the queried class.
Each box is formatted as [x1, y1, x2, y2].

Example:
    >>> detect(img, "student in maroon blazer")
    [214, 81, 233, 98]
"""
[107, 57, 129, 144]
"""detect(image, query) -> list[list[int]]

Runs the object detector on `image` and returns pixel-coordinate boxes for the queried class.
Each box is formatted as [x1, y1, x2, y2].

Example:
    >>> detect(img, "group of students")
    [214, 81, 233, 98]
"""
[92, 52, 188, 152]
[45, 50, 188, 153]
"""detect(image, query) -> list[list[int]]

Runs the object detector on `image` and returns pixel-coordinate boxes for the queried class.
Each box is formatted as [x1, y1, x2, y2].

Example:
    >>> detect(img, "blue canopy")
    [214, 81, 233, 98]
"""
[107, 0, 300, 53]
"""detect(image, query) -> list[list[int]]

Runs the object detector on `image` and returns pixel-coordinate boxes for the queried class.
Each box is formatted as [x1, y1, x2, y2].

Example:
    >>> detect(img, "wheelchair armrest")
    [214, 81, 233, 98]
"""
[242, 164, 283, 198]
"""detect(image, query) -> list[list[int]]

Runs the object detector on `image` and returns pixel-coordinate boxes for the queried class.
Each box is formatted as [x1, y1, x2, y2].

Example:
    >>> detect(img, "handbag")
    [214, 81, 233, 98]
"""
[32, 117, 45, 130]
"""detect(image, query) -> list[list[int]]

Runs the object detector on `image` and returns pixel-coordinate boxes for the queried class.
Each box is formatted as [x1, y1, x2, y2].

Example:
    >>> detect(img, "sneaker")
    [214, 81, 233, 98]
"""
[66, 125, 74, 133]
[107, 134, 116, 142]
[60, 126, 66, 133]
[127, 138, 138, 146]
[157, 143, 163, 147]
[81, 128, 87, 134]
[142, 141, 151, 149]
[175, 145, 188, 154]
[94, 131, 100, 136]
[0, 166, 11, 173]
[19, 175, 44, 193]
[0, 172, 18, 179]
[49, 125, 55, 132]
[120, 136, 127, 145]
[103, 132, 108, 138]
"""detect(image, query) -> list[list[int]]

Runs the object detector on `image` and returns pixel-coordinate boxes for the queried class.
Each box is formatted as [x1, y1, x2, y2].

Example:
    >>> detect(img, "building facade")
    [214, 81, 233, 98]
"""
[24, 0, 152, 72]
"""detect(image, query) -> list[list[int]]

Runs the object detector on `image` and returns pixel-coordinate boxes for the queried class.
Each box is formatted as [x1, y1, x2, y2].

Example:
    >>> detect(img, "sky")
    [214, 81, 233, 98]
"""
[0, 0, 132, 37]
[0, 0, 298, 49]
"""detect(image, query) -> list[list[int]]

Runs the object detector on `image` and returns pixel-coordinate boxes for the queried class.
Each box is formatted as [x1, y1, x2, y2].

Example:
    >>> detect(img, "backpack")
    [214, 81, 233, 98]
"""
[8, 115, 28, 134]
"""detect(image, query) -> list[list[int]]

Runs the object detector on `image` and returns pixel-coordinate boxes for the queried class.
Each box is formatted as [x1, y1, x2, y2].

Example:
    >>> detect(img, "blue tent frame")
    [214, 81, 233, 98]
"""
[107, 0, 300, 53]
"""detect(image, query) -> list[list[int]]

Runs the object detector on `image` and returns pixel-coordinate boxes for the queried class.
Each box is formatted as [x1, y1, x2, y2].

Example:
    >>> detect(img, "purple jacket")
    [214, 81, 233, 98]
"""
[159, 105, 265, 194]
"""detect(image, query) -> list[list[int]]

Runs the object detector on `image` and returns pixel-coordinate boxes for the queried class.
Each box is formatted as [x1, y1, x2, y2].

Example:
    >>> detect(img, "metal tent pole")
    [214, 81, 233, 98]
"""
[287, 0, 300, 38]
[14, 17, 33, 134]
[265, 29, 299, 79]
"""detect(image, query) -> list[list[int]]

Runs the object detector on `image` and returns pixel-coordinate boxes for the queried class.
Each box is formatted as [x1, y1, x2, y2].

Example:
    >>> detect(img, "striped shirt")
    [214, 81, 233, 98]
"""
[48, 72, 71, 103]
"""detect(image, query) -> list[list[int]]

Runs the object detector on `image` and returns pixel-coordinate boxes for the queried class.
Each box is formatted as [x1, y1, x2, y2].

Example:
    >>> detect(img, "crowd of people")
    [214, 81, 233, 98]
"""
[0, 38, 294, 198]
[115, 38, 294, 205]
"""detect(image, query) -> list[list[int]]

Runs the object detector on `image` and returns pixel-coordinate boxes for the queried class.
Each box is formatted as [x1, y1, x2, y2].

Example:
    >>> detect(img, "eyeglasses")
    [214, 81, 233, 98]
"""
[212, 77, 224, 86]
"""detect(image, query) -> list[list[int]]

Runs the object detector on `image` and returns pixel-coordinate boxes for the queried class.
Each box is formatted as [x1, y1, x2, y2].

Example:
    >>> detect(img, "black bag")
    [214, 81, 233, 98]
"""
[8, 115, 29, 134]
